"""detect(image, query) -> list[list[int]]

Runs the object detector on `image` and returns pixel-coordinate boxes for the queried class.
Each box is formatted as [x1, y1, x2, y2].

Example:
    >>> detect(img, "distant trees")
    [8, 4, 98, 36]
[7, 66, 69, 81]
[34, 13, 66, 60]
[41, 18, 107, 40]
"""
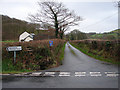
[66, 29, 120, 40]
[2, 15, 37, 41]
[66, 29, 87, 40]
[29, 1, 82, 39]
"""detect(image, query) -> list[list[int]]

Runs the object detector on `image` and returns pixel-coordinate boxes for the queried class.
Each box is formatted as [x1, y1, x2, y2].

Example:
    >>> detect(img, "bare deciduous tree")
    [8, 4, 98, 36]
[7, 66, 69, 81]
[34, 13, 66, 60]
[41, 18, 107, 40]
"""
[118, 1, 120, 7]
[29, 1, 82, 39]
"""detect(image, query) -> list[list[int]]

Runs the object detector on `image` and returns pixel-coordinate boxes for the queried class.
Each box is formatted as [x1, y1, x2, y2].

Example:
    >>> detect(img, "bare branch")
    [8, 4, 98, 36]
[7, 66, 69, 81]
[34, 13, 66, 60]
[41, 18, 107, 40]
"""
[28, 1, 82, 38]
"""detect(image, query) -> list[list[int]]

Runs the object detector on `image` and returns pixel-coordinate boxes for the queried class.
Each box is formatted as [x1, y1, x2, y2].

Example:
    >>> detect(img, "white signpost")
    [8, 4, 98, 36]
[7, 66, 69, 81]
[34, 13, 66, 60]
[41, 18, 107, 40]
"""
[6, 46, 22, 64]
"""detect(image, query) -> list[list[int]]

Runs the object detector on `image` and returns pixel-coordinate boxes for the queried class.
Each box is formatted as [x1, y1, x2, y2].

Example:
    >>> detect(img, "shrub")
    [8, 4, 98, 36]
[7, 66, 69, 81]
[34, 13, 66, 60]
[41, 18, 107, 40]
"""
[2, 39, 65, 71]
[105, 41, 111, 51]
[70, 39, 120, 62]
[91, 41, 97, 49]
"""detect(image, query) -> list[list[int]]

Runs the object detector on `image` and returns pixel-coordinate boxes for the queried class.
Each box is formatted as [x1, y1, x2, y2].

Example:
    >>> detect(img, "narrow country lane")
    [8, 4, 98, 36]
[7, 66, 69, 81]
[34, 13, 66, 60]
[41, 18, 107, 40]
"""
[2, 42, 118, 88]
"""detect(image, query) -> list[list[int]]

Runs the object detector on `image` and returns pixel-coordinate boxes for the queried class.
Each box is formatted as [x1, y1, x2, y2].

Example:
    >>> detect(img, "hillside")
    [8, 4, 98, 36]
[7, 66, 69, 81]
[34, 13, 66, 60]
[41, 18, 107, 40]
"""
[2, 15, 37, 41]
[112, 29, 120, 33]
[90, 29, 120, 40]
[2, 15, 56, 41]
[66, 29, 120, 40]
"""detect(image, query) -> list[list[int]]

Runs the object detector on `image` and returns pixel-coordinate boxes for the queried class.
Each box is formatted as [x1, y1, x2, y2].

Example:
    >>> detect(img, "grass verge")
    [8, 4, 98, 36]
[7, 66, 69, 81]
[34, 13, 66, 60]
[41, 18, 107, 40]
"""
[68, 44, 76, 56]
[2, 41, 66, 74]
[1, 40, 18, 42]
[2, 70, 33, 74]
[70, 42, 120, 65]
[2, 59, 34, 74]
[59, 43, 66, 65]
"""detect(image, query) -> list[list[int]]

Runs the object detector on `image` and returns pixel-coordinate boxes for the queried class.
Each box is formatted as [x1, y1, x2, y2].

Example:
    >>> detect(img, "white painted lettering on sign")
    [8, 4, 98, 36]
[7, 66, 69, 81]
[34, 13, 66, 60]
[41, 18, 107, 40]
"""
[6, 46, 22, 51]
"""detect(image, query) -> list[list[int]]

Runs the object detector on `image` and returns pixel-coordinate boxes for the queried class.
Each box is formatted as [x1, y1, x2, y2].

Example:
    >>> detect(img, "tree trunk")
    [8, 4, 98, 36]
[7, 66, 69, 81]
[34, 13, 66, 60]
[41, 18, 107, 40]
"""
[55, 28, 58, 38]
[54, 15, 59, 38]
[59, 32, 63, 39]
[60, 34, 63, 39]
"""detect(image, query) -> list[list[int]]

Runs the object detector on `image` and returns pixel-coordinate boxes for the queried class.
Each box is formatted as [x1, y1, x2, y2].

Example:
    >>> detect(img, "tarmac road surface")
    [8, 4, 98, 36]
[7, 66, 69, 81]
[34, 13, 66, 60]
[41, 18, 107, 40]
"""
[2, 42, 119, 88]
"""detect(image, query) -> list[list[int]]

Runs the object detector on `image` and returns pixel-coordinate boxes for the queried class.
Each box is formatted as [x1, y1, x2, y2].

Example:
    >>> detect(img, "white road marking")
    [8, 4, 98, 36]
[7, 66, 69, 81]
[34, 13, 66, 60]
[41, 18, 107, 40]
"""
[59, 75, 70, 76]
[106, 74, 119, 77]
[1, 72, 119, 77]
[59, 72, 70, 74]
[59, 72, 70, 77]
[14, 74, 21, 76]
[90, 72, 102, 77]
[44, 72, 56, 76]
[75, 72, 86, 77]
[105, 72, 119, 77]
[31, 72, 42, 76]
[45, 72, 56, 74]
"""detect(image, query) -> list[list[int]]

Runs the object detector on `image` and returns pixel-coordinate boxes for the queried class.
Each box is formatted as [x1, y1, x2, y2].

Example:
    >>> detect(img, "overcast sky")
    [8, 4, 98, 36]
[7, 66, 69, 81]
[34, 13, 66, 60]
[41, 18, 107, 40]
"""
[0, 0, 119, 33]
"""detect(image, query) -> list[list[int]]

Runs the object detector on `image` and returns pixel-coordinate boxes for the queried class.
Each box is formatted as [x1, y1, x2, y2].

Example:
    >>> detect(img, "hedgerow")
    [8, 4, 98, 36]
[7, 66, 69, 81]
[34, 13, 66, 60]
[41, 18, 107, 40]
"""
[70, 40, 120, 63]
[2, 39, 65, 72]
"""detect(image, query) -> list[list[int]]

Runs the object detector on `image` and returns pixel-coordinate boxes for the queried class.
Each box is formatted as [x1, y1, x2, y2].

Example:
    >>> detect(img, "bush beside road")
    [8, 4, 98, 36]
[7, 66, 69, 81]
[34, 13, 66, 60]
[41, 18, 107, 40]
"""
[70, 40, 120, 65]
[2, 39, 66, 73]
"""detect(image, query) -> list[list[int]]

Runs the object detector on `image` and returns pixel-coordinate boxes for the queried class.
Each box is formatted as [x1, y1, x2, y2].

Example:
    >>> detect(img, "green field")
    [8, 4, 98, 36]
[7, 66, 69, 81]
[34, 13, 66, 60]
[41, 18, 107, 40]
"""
[1, 40, 18, 43]
[90, 29, 120, 40]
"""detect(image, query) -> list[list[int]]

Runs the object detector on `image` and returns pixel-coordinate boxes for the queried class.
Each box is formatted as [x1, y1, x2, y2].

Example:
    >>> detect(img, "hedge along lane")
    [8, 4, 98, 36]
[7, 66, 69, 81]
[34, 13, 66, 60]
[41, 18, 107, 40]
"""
[70, 40, 120, 65]
[2, 39, 66, 74]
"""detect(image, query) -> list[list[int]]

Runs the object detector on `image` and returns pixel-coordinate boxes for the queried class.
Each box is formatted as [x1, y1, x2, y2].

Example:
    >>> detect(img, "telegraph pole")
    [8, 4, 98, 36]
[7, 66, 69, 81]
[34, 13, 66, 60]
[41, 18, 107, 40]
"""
[118, 1, 120, 44]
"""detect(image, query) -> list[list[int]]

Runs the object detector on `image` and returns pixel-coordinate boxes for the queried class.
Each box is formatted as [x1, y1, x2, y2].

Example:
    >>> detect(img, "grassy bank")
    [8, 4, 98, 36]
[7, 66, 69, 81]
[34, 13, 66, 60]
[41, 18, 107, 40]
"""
[2, 39, 66, 74]
[59, 43, 66, 65]
[70, 40, 120, 65]
[68, 44, 76, 56]
[1, 40, 18, 43]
